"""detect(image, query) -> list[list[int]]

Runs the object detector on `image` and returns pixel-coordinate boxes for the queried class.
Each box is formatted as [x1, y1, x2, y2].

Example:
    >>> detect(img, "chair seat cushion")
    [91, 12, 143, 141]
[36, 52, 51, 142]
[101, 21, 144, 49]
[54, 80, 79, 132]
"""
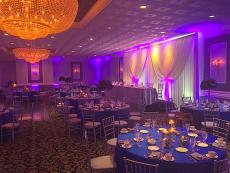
[130, 112, 141, 116]
[68, 118, 81, 124]
[85, 121, 101, 128]
[1, 123, 20, 128]
[114, 120, 128, 126]
[201, 121, 214, 127]
[68, 114, 78, 118]
[129, 116, 142, 121]
[90, 155, 116, 170]
[107, 138, 117, 147]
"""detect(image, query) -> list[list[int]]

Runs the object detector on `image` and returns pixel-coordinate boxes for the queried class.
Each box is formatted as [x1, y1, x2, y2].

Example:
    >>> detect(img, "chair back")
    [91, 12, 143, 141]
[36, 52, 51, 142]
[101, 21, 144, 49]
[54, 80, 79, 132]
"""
[213, 118, 230, 142]
[102, 116, 115, 140]
[203, 110, 219, 127]
[214, 158, 230, 173]
[123, 157, 159, 173]
[82, 109, 96, 123]
[117, 110, 129, 121]
[177, 112, 194, 125]
[143, 112, 167, 126]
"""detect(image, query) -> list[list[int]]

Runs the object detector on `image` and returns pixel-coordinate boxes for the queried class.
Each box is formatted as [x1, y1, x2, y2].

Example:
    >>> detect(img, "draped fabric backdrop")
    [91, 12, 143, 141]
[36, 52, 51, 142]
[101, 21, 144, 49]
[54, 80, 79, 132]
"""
[123, 34, 196, 106]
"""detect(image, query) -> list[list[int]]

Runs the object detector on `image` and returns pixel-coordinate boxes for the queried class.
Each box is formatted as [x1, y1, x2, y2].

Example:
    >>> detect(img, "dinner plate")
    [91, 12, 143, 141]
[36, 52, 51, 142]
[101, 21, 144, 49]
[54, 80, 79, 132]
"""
[206, 154, 218, 159]
[147, 138, 156, 145]
[140, 130, 149, 134]
[133, 137, 144, 142]
[120, 128, 129, 133]
[197, 142, 208, 147]
[176, 147, 188, 153]
[148, 146, 160, 151]
[158, 128, 167, 131]
[121, 144, 132, 149]
[188, 133, 198, 137]
[163, 156, 175, 162]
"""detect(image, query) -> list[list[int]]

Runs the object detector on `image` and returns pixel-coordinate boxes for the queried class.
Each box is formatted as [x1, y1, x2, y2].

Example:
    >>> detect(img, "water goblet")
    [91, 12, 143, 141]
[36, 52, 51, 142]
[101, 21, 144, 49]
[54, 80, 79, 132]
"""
[184, 123, 190, 133]
[201, 131, 208, 143]
[190, 137, 196, 152]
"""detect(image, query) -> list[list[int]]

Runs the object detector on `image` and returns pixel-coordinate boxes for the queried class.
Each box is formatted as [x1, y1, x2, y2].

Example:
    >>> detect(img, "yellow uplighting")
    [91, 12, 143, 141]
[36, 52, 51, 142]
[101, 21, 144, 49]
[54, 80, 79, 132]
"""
[13, 48, 50, 63]
[151, 45, 159, 63]
[0, 0, 78, 40]
[164, 44, 173, 70]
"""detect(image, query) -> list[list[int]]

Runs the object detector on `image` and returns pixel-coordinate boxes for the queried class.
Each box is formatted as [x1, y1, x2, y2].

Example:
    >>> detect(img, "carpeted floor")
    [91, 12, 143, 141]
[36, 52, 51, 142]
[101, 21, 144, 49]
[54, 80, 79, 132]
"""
[0, 104, 106, 173]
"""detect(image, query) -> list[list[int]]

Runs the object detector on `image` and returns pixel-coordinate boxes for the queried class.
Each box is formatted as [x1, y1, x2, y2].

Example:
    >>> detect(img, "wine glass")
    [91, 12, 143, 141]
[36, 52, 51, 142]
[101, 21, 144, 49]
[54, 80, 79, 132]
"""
[151, 120, 156, 130]
[184, 123, 190, 133]
[201, 131, 208, 143]
[190, 137, 196, 152]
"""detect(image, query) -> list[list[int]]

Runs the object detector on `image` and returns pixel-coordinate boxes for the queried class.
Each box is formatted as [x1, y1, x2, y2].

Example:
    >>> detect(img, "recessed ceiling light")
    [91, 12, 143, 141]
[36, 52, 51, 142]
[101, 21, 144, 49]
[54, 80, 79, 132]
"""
[4, 33, 8, 36]
[71, 50, 75, 53]
[90, 38, 94, 41]
[139, 5, 147, 9]
[209, 15, 215, 18]
[107, 26, 112, 30]
[94, 55, 97, 56]
[10, 42, 14, 45]
[48, 44, 51, 47]
[50, 36, 55, 39]
[160, 31, 166, 34]
[79, 45, 82, 48]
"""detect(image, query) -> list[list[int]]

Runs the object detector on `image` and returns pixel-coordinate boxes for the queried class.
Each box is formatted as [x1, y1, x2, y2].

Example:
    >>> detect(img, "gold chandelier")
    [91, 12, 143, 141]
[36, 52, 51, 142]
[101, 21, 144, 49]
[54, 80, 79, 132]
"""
[13, 48, 50, 63]
[0, 0, 78, 40]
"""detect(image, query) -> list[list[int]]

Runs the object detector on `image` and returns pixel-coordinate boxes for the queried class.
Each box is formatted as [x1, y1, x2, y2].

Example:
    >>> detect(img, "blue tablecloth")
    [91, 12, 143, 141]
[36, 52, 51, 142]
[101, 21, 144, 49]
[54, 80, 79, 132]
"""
[0, 110, 13, 126]
[180, 106, 230, 129]
[115, 127, 227, 173]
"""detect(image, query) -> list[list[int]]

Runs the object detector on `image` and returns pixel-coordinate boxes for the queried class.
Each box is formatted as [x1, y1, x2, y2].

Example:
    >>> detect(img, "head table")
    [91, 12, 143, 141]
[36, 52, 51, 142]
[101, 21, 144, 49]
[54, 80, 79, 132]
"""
[115, 126, 227, 173]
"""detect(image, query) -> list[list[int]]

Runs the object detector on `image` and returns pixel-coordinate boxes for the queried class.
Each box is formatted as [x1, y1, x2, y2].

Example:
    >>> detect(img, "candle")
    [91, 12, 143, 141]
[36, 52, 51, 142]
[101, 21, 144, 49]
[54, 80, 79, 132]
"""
[169, 119, 175, 125]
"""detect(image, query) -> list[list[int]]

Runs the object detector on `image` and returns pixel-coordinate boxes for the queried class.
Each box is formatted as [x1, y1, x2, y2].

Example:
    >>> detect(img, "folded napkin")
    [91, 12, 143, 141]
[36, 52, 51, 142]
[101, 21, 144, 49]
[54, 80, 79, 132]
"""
[190, 152, 203, 160]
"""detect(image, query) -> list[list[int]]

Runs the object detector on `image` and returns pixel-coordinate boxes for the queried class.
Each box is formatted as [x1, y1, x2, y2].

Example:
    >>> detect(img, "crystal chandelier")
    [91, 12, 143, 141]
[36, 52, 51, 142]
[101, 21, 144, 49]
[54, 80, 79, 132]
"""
[13, 48, 50, 63]
[0, 0, 78, 40]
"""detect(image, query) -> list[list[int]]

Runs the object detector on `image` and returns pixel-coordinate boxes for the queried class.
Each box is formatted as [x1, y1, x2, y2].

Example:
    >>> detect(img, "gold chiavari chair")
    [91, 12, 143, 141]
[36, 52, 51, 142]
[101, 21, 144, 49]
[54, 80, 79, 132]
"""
[84, 130, 116, 173]
[142, 112, 168, 127]
[114, 110, 129, 133]
[63, 106, 81, 136]
[201, 110, 219, 130]
[213, 118, 230, 143]
[214, 158, 230, 173]
[102, 116, 117, 148]
[176, 112, 194, 126]
[82, 109, 101, 143]
[123, 157, 159, 173]
[129, 112, 142, 126]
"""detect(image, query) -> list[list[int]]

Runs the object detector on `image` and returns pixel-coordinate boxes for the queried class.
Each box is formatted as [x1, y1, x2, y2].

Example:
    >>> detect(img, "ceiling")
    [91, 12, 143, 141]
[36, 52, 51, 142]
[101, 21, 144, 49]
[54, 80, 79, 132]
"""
[0, 0, 230, 60]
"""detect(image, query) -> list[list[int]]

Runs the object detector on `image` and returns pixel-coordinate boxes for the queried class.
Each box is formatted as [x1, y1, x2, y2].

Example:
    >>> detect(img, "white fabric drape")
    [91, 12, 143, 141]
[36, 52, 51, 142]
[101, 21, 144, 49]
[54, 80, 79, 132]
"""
[123, 34, 196, 106]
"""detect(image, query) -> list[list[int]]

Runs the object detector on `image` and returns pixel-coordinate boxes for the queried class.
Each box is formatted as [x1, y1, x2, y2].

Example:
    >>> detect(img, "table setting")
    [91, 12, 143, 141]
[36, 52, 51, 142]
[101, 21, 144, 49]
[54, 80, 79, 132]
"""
[115, 119, 227, 173]
[78, 100, 130, 122]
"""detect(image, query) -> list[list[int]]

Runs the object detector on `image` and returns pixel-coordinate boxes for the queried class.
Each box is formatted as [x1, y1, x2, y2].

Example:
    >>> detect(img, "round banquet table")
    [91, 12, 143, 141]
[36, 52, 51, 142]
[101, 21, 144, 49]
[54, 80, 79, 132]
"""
[180, 106, 230, 129]
[0, 110, 13, 126]
[115, 126, 227, 173]
[79, 105, 130, 122]
[66, 97, 102, 112]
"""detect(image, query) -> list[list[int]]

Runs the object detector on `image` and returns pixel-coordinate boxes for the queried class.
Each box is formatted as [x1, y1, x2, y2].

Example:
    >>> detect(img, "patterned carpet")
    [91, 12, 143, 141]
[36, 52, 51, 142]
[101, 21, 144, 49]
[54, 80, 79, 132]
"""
[0, 105, 106, 173]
